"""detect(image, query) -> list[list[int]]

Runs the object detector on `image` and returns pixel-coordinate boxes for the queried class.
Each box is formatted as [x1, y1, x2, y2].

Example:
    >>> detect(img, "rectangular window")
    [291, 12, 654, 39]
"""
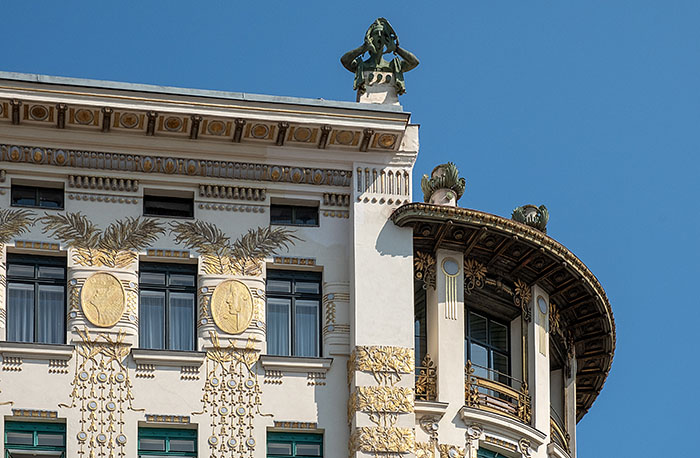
[139, 263, 197, 351]
[270, 205, 318, 227]
[5, 421, 66, 457]
[464, 310, 510, 385]
[267, 432, 322, 458]
[11, 184, 64, 209]
[138, 428, 197, 457]
[143, 193, 194, 218]
[266, 271, 321, 357]
[6, 255, 66, 344]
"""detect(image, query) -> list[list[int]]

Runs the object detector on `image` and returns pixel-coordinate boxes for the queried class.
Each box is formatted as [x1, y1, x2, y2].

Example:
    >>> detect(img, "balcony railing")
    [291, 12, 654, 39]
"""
[415, 354, 437, 401]
[464, 360, 531, 424]
[550, 409, 570, 452]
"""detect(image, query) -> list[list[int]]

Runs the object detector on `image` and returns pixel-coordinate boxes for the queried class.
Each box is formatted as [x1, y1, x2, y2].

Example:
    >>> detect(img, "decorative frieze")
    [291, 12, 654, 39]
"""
[2, 356, 22, 371]
[67, 192, 139, 204]
[356, 166, 410, 198]
[145, 414, 190, 424]
[12, 408, 58, 419]
[146, 249, 190, 259]
[349, 346, 414, 386]
[273, 421, 318, 430]
[273, 256, 315, 266]
[14, 240, 60, 251]
[322, 210, 350, 219]
[323, 193, 350, 207]
[0, 144, 353, 187]
[68, 175, 139, 192]
[199, 185, 266, 201]
[350, 427, 415, 454]
[197, 202, 265, 212]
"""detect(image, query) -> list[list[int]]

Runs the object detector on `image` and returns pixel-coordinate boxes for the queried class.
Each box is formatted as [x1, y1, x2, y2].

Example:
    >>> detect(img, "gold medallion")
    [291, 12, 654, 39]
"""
[210, 280, 253, 335]
[81, 272, 126, 327]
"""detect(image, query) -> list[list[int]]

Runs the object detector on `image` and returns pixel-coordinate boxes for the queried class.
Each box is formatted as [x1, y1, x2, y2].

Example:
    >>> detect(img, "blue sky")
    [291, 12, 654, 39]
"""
[3, 2, 699, 456]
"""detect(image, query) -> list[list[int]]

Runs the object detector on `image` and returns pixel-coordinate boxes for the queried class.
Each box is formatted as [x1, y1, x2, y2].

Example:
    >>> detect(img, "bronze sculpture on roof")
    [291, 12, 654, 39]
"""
[341, 17, 419, 95]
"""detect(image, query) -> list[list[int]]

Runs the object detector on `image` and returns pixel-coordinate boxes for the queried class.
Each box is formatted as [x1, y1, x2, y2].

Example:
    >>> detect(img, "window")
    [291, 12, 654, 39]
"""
[6, 255, 66, 344]
[143, 193, 193, 218]
[268, 432, 322, 458]
[477, 449, 507, 458]
[266, 270, 321, 357]
[414, 279, 427, 368]
[11, 184, 64, 209]
[270, 204, 318, 227]
[139, 263, 197, 351]
[5, 421, 66, 457]
[464, 309, 510, 385]
[138, 428, 196, 457]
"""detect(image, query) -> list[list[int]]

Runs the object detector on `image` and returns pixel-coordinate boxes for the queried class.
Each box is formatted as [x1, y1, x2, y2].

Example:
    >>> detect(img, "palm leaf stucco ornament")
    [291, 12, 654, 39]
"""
[421, 162, 466, 205]
[511, 204, 549, 233]
[39, 212, 166, 268]
[169, 220, 299, 276]
[0, 209, 35, 248]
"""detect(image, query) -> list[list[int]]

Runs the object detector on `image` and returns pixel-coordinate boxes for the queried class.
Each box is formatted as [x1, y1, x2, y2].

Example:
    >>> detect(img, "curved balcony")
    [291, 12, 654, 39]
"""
[464, 360, 531, 425]
[550, 410, 570, 453]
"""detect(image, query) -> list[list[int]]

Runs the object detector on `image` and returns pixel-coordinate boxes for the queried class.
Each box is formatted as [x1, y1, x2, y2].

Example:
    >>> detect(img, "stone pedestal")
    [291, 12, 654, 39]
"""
[357, 71, 400, 105]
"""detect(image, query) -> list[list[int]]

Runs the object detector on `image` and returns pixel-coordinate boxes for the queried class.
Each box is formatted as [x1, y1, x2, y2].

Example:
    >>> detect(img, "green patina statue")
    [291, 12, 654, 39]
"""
[512, 205, 549, 233]
[421, 162, 466, 206]
[341, 18, 419, 95]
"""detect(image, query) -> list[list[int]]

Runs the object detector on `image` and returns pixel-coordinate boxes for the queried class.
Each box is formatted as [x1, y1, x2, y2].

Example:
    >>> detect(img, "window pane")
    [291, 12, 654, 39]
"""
[6, 431, 33, 445]
[38, 188, 64, 209]
[296, 443, 322, 456]
[270, 205, 293, 225]
[140, 291, 165, 349]
[268, 442, 293, 455]
[469, 312, 488, 343]
[169, 438, 195, 452]
[295, 300, 319, 357]
[38, 266, 65, 279]
[169, 292, 194, 351]
[293, 206, 318, 226]
[8, 264, 35, 278]
[139, 438, 165, 451]
[267, 280, 291, 293]
[492, 352, 509, 384]
[267, 298, 291, 356]
[490, 321, 508, 352]
[143, 195, 193, 218]
[7, 283, 34, 342]
[169, 274, 195, 287]
[11, 186, 37, 207]
[469, 343, 489, 379]
[295, 282, 319, 294]
[37, 432, 64, 446]
[140, 272, 165, 285]
[37, 285, 64, 344]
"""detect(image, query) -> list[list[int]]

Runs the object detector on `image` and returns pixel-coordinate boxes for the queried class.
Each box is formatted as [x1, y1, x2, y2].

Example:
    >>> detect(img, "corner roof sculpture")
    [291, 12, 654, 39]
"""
[421, 162, 466, 205]
[341, 17, 419, 95]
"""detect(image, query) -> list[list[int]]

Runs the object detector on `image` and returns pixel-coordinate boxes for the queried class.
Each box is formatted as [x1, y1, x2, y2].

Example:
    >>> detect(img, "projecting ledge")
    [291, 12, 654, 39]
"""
[0, 342, 74, 360]
[415, 400, 449, 418]
[259, 355, 333, 374]
[131, 348, 206, 367]
[547, 442, 571, 458]
[461, 406, 547, 449]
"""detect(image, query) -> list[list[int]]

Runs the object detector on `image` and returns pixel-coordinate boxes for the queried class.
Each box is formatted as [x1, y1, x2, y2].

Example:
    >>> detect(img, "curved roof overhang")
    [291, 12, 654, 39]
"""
[391, 202, 615, 422]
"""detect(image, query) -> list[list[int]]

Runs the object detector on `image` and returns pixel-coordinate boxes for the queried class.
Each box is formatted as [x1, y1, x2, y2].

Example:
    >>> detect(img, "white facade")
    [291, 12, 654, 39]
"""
[0, 71, 614, 458]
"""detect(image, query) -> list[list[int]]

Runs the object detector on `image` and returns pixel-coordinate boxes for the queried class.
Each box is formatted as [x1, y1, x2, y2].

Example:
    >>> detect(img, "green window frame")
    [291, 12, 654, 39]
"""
[477, 448, 508, 458]
[4, 421, 66, 457]
[267, 432, 323, 458]
[138, 428, 197, 457]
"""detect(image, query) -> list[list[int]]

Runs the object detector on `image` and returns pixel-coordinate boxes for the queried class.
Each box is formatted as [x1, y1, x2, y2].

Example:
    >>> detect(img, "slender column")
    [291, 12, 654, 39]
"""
[528, 285, 551, 457]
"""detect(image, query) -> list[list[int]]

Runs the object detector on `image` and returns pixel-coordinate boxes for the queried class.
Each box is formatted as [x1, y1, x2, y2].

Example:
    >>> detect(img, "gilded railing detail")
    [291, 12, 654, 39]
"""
[550, 416, 570, 452]
[415, 354, 437, 402]
[464, 360, 531, 424]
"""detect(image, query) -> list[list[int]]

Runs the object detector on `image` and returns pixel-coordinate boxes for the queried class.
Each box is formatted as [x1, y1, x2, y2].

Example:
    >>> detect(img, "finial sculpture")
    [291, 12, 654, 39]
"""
[512, 205, 549, 233]
[421, 163, 466, 206]
[341, 18, 419, 103]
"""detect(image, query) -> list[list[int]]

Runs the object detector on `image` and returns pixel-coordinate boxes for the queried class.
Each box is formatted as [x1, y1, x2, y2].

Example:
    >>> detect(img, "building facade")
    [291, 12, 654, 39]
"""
[0, 19, 614, 458]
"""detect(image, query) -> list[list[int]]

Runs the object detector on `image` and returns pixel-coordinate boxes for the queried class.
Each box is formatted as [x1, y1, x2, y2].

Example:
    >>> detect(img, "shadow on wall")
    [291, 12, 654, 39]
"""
[374, 218, 412, 258]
